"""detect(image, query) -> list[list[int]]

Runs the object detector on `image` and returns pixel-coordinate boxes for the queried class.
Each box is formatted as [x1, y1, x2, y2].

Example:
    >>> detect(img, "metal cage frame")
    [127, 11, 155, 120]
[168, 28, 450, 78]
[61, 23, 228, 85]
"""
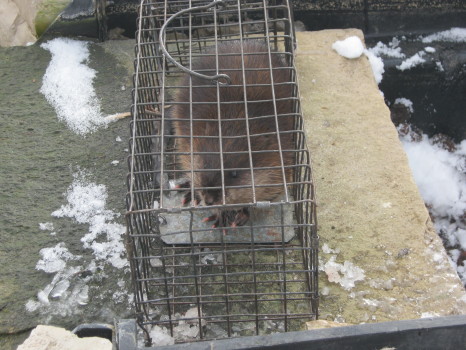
[126, 0, 318, 345]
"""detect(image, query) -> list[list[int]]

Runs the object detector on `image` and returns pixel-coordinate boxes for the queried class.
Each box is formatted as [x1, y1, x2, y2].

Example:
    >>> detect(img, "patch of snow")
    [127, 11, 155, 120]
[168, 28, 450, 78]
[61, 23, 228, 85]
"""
[368, 40, 405, 58]
[40, 38, 108, 135]
[421, 27, 466, 43]
[396, 51, 426, 71]
[173, 323, 200, 340]
[150, 258, 163, 267]
[321, 286, 330, 296]
[322, 243, 340, 254]
[363, 49, 384, 84]
[52, 171, 128, 269]
[36, 243, 80, 274]
[39, 222, 54, 231]
[424, 46, 436, 53]
[435, 61, 444, 72]
[400, 129, 466, 285]
[401, 135, 466, 220]
[27, 171, 129, 318]
[332, 36, 365, 59]
[394, 97, 414, 113]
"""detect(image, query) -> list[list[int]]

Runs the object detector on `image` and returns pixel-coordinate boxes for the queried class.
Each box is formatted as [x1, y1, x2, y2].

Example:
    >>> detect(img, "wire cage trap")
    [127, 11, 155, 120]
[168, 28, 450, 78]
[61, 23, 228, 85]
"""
[126, 0, 318, 345]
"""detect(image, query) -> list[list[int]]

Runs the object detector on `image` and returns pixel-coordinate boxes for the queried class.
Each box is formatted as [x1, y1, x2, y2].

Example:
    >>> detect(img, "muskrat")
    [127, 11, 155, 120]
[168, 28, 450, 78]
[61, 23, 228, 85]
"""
[169, 40, 295, 227]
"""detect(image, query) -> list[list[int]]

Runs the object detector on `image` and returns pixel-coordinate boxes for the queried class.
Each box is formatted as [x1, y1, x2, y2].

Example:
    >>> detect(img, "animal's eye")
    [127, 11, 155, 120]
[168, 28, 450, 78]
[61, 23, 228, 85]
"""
[230, 171, 238, 178]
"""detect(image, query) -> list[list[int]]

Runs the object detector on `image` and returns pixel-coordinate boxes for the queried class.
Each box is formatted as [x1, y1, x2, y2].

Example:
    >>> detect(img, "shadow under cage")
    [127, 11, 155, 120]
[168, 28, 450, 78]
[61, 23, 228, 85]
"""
[126, 0, 318, 345]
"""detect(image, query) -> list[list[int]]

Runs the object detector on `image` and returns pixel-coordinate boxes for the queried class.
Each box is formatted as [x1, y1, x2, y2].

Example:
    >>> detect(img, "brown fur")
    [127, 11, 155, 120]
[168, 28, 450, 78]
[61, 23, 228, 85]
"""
[169, 40, 295, 225]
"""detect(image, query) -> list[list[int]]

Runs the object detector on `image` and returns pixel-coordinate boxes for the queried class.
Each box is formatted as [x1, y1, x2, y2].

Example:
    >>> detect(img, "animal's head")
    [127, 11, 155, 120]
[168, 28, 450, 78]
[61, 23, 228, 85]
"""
[192, 151, 250, 206]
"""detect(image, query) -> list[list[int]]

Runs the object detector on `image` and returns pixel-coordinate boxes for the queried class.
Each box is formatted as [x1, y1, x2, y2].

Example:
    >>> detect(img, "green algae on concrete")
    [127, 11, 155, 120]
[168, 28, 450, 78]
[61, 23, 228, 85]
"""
[295, 29, 466, 324]
[35, 0, 72, 38]
[0, 38, 134, 350]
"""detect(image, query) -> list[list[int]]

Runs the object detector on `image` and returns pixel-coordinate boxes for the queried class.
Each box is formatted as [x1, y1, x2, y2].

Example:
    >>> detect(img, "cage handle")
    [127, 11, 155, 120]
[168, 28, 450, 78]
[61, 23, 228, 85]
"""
[159, 0, 232, 85]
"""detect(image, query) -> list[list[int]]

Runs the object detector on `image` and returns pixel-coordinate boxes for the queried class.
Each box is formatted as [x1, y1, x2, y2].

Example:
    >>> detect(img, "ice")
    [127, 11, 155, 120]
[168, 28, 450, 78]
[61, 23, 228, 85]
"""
[149, 326, 175, 346]
[422, 27, 466, 43]
[322, 243, 340, 254]
[323, 256, 365, 290]
[173, 323, 200, 340]
[35, 243, 80, 274]
[75, 285, 89, 306]
[396, 51, 426, 71]
[332, 36, 365, 59]
[37, 290, 50, 305]
[150, 258, 163, 267]
[40, 38, 109, 135]
[53, 171, 128, 269]
[200, 248, 221, 265]
[200, 253, 218, 265]
[183, 307, 202, 324]
[26, 265, 85, 314]
[50, 279, 70, 299]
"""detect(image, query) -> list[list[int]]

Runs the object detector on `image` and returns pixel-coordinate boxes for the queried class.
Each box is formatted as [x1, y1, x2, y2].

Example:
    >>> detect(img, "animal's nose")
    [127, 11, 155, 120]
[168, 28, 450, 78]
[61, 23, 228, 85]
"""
[203, 192, 216, 206]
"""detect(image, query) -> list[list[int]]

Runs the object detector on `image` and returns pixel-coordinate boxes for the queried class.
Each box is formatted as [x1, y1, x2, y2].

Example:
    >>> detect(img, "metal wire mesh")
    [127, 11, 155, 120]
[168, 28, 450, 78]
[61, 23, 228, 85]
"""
[126, 0, 318, 345]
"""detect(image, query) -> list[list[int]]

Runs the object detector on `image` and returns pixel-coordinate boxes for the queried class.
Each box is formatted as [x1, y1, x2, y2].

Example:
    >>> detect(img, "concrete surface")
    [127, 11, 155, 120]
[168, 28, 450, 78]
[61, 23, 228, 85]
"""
[296, 29, 466, 324]
[4, 24, 466, 347]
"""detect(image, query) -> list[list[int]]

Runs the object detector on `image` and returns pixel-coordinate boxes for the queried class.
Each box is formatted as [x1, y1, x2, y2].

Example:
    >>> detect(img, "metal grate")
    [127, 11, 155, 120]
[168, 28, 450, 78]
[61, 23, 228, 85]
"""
[126, 0, 318, 345]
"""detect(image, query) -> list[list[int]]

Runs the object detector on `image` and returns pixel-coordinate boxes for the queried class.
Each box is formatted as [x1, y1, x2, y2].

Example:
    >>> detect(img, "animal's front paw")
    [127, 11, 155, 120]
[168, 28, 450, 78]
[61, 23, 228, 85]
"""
[202, 214, 221, 228]
[203, 208, 250, 230]
[203, 210, 235, 228]
[174, 181, 200, 206]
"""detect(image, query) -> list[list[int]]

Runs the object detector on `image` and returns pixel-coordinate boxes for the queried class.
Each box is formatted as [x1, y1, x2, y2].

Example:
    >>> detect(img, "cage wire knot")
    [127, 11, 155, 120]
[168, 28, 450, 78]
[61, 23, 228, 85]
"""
[158, 0, 232, 85]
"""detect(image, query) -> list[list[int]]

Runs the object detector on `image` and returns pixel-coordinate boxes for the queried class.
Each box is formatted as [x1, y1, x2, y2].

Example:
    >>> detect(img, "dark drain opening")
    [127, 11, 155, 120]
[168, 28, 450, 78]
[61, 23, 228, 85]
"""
[365, 34, 466, 143]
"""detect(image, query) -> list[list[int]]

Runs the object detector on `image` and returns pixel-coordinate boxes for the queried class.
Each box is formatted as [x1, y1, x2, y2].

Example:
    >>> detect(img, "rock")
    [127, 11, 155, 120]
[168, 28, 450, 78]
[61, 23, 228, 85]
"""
[17, 325, 112, 350]
[296, 29, 466, 324]
[0, 0, 38, 47]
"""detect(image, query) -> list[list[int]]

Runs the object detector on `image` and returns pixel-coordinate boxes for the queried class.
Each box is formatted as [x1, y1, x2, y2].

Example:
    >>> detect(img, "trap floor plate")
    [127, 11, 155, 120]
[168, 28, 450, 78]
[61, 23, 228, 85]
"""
[158, 193, 296, 244]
